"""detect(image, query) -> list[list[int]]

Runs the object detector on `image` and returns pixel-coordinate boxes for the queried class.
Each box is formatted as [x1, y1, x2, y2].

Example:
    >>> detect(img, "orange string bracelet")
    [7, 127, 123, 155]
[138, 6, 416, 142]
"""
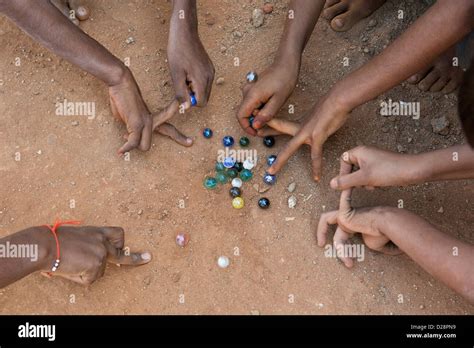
[43, 220, 81, 274]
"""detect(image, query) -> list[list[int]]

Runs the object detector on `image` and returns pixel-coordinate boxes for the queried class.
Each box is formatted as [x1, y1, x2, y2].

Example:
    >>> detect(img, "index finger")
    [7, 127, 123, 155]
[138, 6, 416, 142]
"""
[105, 243, 152, 266]
[236, 92, 264, 136]
[152, 99, 180, 131]
[266, 131, 307, 175]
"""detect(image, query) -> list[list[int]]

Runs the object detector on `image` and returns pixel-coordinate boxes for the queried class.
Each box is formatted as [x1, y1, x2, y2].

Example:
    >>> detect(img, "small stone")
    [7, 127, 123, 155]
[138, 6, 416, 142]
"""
[437, 206, 444, 213]
[36, 150, 42, 155]
[71, 121, 79, 126]
[137, 209, 143, 215]
[431, 116, 450, 135]
[368, 19, 377, 27]
[288, 182, 296, 193]
[397, 144, 406, 153]
[250, 310, 260, 315]
[262, 3, 273, 14]
[363, 47, 370, 53]
[288, 195, 297, 209]
[205, 15, 216, 26]
[419, 305, 425, 310]
[233, 30, 242, 38]
[218, 256, 230, 268]
[143, 276, 151, 286]
[125, 36, 135, 44]
[216, 77, 225, 85]
[252, 8, 264, 28]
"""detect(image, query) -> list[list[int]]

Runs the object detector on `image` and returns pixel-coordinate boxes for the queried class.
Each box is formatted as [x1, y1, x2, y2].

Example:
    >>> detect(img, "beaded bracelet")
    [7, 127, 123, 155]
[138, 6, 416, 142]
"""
[43, 220, 81, 274]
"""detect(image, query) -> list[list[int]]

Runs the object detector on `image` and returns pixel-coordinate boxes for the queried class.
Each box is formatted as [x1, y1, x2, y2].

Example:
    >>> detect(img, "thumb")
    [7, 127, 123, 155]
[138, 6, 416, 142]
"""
[106, 243, 152, 266]
[253, 96, 283, 129]
[173, 72, 191, 106]
[311, 143, 324, 182]
[330, 170, 367, 190]
[152, 99, 180, 131]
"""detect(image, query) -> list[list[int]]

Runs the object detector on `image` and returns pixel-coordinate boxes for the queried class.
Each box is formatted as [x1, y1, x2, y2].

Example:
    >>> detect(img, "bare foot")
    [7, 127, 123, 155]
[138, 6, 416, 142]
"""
[322, 0, 386, 32]
[50, 0, 91, 26]
[407, 46, 463, 94]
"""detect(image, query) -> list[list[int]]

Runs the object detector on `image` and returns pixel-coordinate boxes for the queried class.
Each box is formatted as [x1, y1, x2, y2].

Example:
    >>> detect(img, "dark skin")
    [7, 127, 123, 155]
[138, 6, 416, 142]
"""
[248, 0, 474, 181]
[0, 226, 151, 288]
[0, 0, 192, 154]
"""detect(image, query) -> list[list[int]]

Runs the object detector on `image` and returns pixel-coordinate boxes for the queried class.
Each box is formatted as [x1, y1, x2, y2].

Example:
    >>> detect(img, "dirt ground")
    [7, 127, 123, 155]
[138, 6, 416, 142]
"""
[0, 0, 473, 314]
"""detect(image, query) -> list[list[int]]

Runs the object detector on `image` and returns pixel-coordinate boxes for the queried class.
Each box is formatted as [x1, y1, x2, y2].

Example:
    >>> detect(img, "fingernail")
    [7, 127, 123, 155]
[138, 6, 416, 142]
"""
[186, 138, 193, 144]
[334, 18, 344, 28]
[314, 176, 320, 182]
[141, 252, 151, 261]
[330, 178, 337, 188]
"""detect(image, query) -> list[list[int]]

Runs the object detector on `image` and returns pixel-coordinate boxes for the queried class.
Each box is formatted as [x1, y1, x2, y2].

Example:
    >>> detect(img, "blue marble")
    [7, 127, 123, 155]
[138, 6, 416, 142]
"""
[267, 155, 277, 166]
[190, 93, 197, 106]
[223, 157, 236, 168]
[263, 172, 276, 185]
[203, 128, 213, 138]
[263, 136, 275, 148]
[246, 71, 258, 83]
[222, 135, 235, 147]
[258, 197, 270, 209]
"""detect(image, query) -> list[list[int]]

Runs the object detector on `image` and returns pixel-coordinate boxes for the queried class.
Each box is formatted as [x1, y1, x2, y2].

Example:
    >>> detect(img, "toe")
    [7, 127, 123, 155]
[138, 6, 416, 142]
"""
[442, 77, 461, 94]
[323, 1, 347, 21]
[407, 67, 431, 84]
[429, 75, 449, 92]
[330, 10, 363, 32]
[324, 0, 341, 9]
[418, 69, 440, 91]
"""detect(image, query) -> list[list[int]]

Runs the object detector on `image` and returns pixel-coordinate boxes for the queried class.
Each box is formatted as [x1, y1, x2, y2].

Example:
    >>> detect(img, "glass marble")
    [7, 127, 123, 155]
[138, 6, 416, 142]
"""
[258, 197, 270, 209]
[234, 162, 244, 172]
[226, 168, 238, 179]
[203, 177, 217, 189]
[231, 178, 243, 188]
[222, 135, 234, 147]
[176, 233, 189, 247]
[267, 155, 277, 166]
[240, 169, 253, 182]
[249, 116, 255, 129]
[223, 157, 236, 168]
[239, 136, 250, 147]
[229, 187, 241, 198]
[216, 172, 228, 184]
[215, 162, 225, 172]
[232, 197, 245, 209]
[190, 92, 197, 106]
[218, 256, 230, 268]
[202, 128, 213, 138]
[263, 172, 276, 185]
[246, 71, 258, 83]
[263, 136, 275, 148]
[243, 158, 255, 170]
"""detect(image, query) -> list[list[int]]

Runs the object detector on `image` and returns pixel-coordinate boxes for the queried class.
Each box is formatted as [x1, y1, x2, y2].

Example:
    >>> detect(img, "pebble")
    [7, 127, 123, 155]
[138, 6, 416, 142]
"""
[125, 36, 135, 44]
[368, 19, 378, 27]
[216, 77, 225, 85]
[250, 310, 260, 315]
[431, 116, 450, 135]
[205, 15, 216, 26]
[71, 121, 79, 126]
[288, 182, 296, 193]
[397, 144, 406, 153]
[252, 8, 264, 27]
[262, 3, 273, 14]
[437, 206, 444, 214]
[233, 30, 242, 38]
[176, 233, 189, 247]
[288, 195, 297, 209]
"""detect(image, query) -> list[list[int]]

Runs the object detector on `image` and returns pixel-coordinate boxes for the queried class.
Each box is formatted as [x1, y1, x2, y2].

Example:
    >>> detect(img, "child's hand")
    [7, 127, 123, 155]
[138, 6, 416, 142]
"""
[330, 146, 420, 190]
[237, 58, 300, 135]
[317, 188, 401, 268]
[267, 95, 351, 181]
[108, 68, 154, 155]
[40, 226, 152, 285]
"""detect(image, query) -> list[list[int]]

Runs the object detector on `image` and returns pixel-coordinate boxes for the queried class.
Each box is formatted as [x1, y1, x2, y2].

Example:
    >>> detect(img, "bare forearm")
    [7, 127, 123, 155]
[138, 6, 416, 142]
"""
[170, 0, 198, 36]
[275, 0, 325, 62]
[0, 0, 126, 86]
[330, 0, 474, 111]
[412, 144, 474, 183]
[0, 227, 52, 288]
[379, 207, 474, 302]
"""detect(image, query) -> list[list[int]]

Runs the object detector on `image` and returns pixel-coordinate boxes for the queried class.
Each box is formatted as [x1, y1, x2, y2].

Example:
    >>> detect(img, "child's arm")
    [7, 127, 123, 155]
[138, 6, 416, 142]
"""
[318, 202, 474, 303]
[0, 226, 151, 288]
[268, 0, 474, 180]
[330, 144, 474, 190]
[236, 0, 325, 135]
